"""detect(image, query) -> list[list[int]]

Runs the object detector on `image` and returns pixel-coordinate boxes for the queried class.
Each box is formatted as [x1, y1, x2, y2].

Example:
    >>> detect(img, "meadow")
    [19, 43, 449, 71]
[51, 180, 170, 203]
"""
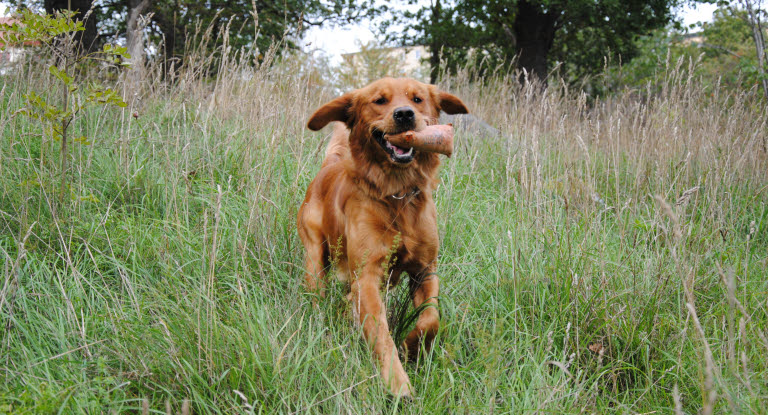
[0, 42, 767, 413]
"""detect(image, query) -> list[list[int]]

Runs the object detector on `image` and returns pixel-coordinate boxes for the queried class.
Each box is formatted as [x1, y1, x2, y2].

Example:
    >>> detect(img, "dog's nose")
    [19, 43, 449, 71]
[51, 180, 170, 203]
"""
[393, 107, 415, 124]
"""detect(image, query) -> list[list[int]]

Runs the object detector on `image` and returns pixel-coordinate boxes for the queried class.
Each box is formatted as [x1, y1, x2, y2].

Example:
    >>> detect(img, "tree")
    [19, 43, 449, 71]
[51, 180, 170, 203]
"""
[8, 0, 101, 54]
[734, 0, 768, 98]
[388, 0, 682, 83]
[10, 1, 380, 71]
[0, 9, 128, 211]
[700, 5, 767, 93]
[608, 5, 766, 94]
[126, 0, 149, 63]
[137, 1, 381, 69]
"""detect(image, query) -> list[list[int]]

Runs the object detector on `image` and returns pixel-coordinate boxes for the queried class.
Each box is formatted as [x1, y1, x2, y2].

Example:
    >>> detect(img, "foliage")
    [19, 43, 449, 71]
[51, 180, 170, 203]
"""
[698, 6, 765, 89]
[0, 9, 128, 207]
[132, 0, 381, 68]
[734, 0, 768, 99]
[551, 0, 677, 82]
[385, 0, 681, 83]
[5, 0, 99, 53]
[8, 0, 381, 69]
[611, 6, 767, 95]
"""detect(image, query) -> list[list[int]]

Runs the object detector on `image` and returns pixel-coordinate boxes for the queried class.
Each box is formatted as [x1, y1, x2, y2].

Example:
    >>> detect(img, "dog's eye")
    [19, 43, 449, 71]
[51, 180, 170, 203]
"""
[374, 97, 387, 105]
[413, 96, 423, 103]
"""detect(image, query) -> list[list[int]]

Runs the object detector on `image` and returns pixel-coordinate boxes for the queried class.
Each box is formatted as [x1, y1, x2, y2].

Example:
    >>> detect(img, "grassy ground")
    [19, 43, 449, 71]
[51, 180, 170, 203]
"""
[0, 52, 767, 414]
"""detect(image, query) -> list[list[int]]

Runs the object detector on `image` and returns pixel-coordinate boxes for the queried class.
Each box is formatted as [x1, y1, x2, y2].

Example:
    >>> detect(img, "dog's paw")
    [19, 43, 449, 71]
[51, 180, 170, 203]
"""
[403, 322, 439, 360]
[382, 360, 413, 398]
[388, 377, 413, 399]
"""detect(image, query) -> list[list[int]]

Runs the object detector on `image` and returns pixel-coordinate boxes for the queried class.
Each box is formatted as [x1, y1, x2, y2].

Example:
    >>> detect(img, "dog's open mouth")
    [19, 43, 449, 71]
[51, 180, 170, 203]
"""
[373, 129, 414, 164]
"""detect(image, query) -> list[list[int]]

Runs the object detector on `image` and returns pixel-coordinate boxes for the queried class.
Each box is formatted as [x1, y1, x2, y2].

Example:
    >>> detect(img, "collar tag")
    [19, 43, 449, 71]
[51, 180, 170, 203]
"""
[390, 187, 421, 200]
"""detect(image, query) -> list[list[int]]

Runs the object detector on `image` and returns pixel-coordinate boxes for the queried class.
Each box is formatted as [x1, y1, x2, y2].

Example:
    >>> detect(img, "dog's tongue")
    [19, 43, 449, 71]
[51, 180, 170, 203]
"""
[386, 140, 410, 155]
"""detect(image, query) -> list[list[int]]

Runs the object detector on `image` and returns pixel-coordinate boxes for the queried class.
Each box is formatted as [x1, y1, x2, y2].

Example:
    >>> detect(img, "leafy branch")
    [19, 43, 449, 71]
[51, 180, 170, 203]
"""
[1, 8, 130, 211]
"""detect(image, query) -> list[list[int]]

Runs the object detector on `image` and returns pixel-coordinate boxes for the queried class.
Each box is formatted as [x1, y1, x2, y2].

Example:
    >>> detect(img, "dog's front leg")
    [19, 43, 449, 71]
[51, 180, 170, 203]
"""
[349, 266, 413, 397]
[404, 267, 440, 358]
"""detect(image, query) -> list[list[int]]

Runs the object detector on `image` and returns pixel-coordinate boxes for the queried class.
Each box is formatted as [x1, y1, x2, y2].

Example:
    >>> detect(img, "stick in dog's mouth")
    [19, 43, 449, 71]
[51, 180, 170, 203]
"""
[384, 124, 455, 158]
[373, 129, 416, 163]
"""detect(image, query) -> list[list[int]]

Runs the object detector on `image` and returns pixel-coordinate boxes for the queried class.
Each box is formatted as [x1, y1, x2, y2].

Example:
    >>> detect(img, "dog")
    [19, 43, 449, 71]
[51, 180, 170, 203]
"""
[298, 77, 468, 397]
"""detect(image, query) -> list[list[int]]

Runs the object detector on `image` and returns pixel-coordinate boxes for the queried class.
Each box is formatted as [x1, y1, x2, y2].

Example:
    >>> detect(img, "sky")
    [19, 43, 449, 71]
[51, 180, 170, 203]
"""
[1, 1, 719, 65]
[304, 2, 719, 65]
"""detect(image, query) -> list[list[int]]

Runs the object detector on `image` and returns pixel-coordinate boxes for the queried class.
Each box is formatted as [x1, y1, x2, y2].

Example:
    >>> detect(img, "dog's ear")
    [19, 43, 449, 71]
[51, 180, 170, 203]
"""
[307, 93, 355, 131]
[437, 91, 469, 114]
[430, 86, 468, 114]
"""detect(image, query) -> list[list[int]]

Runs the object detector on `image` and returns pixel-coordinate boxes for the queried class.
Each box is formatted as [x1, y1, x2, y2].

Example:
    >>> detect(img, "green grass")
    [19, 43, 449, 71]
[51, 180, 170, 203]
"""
[0, 55, 767, 414]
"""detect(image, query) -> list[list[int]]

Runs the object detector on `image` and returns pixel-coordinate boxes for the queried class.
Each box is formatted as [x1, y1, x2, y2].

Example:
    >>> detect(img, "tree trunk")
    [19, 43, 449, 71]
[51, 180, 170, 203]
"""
[429, 0, 442, 84]
[127, 0, 149, 60]
[513, 0, 559, 82]
[126, 0, 150, 95]
[739, 0, 768, 100]
[44, 0, 98, 54]
[150, 1, 181, 77]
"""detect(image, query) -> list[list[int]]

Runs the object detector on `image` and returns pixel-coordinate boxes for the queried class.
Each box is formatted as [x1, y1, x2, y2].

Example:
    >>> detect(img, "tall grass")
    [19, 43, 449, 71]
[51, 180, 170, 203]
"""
[1, 25, 767, 413]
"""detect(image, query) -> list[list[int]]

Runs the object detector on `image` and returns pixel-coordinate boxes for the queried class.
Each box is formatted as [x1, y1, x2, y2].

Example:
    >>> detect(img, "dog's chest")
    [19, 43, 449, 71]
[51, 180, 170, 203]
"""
[388, 205, 439, 266]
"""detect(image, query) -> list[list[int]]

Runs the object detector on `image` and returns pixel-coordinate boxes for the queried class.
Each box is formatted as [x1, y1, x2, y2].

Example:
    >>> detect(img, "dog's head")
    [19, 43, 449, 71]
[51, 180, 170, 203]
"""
[307, 77, 468, 166]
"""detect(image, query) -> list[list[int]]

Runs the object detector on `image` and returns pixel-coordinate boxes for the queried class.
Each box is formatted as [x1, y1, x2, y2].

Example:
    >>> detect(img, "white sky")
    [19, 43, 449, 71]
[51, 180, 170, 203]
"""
[305, 2, 720, 65]
[679, 2, 719, 26]
[2, 1, 719, 65]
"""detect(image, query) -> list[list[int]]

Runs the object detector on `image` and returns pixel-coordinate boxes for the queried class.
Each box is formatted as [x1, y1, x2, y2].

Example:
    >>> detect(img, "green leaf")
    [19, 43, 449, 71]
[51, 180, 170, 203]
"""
[86, 86, 127, 108]
[48, 65, 74, 86]
[73, 136, 92, 145]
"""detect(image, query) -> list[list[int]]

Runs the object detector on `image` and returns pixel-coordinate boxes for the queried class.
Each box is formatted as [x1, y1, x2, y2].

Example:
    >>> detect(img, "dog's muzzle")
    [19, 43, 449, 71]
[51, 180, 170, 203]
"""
[373, 129, 414, 164]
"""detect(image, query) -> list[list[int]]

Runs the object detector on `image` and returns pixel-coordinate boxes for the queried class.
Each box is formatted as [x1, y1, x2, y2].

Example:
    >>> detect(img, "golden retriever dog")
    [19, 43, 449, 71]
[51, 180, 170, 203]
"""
[298, 77, 468, 397]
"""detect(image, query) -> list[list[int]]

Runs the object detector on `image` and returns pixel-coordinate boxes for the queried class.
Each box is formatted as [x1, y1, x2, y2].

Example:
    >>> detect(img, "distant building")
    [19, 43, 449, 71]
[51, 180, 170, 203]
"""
[681, 32, 705, 46]
[341, 45, 430, 80]
[0, 17, 41, 69]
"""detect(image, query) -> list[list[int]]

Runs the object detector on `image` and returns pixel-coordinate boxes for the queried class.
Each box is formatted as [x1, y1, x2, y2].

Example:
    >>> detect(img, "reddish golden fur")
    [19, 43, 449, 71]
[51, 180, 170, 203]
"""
[298, 78, 468, 396]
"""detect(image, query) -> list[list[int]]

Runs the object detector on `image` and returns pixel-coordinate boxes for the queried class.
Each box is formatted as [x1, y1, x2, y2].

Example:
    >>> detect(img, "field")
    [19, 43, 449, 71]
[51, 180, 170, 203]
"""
[1, 48, 767, 413]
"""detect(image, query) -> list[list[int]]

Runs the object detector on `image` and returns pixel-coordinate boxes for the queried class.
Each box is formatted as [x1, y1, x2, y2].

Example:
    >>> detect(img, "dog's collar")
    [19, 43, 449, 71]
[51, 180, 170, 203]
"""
[352, 177, 421, 202]
[390, 187, 421, 200]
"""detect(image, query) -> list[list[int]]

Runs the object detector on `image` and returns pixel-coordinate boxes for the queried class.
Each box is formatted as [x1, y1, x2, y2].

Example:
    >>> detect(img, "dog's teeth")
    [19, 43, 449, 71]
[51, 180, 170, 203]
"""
[404, 148, 413, 156]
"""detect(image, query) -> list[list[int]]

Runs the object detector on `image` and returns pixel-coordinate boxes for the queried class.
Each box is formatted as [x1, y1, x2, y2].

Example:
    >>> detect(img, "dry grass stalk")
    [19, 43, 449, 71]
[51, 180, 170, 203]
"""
[683, 276, 719, 415]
